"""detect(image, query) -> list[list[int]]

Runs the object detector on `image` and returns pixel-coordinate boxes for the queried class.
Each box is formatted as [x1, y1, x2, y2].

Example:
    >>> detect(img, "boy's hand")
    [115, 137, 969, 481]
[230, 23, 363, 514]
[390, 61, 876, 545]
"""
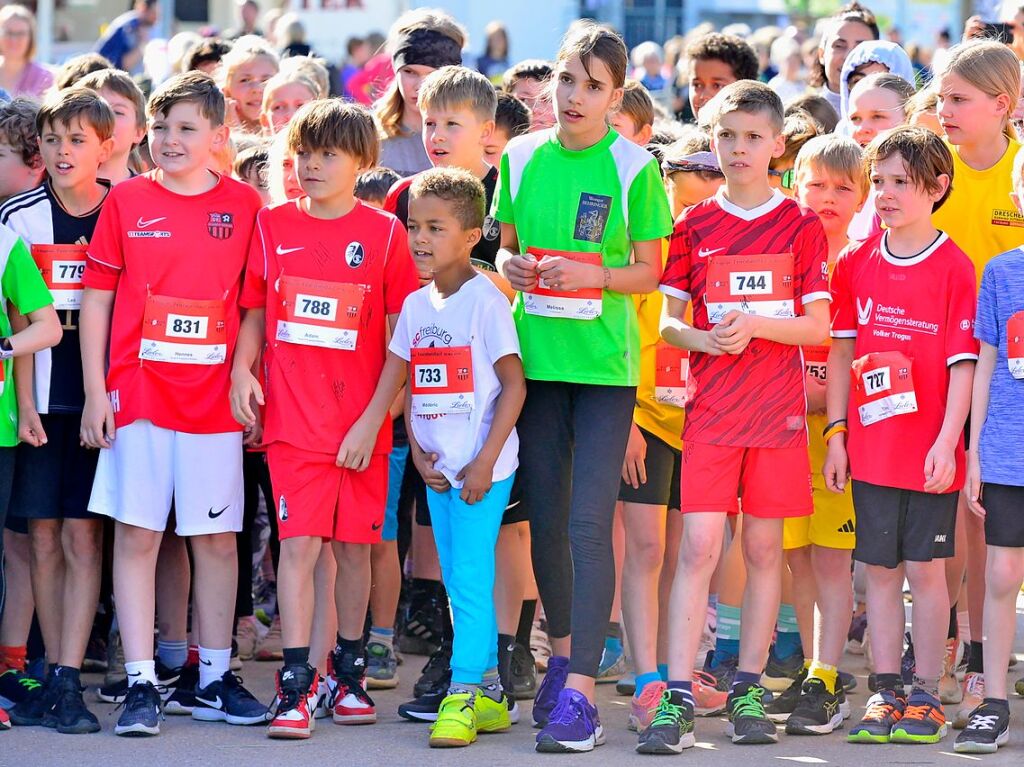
[965, 449, 985, 518]
[710, 310, 759, 355]
[502, 254, 539, 292]
[700, 330, 728, 356]
[923, 437, 956, 494]
[412, 445, 450, 493]
[17, 406, 47, 447]
[823, 438, 849, 493]
[229, 369, 264, 429]
[536, 255, 599, 292]
[336, 414, 377, 471]
[457, 457, 494, 505]
[81, 394, 116, 449]
[621, 422, 647, 489]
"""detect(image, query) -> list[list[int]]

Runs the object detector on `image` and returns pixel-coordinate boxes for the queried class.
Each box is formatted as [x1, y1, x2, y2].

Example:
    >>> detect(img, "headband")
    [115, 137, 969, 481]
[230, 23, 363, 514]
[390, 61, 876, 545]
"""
[392, 28, 463, 70]
[662, 151, 722, 174]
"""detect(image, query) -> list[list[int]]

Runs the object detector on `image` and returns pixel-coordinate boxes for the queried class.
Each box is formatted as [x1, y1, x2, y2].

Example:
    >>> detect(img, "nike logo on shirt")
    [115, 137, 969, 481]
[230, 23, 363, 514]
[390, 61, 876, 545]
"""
[698, 247, 724, 259]
[276, 245, 304, 255]
[136, 216, 167, 228]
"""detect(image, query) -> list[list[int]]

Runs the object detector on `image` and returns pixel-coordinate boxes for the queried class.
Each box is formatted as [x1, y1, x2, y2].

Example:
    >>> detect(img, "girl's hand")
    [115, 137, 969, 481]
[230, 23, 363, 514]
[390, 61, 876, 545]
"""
[502, 255, 539, 292]
[621, 422, 647, 489]
[965, 450, 985, 518]
[536, 256, 600, 292]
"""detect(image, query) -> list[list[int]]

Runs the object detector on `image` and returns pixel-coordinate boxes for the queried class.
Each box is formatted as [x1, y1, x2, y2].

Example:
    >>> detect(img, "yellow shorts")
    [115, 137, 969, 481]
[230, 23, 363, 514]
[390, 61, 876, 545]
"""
[783, 472, 856, 550]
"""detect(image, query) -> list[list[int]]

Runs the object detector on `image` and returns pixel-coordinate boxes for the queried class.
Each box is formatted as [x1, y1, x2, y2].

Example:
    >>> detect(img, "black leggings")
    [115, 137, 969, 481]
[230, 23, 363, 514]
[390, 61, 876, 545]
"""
[518, 380, 635, 677]
[235, 451, 276, 619]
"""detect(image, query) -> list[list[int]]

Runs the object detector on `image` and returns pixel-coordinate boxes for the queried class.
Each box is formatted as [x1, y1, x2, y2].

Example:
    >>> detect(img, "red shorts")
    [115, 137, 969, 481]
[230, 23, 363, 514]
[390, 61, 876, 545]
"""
[679, 442, 812, 519]
[266, 442, 388, 543]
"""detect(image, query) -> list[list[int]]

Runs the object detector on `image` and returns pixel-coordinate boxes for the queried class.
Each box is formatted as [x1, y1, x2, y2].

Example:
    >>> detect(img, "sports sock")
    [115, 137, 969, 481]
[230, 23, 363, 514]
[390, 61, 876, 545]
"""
[808, 660, 838, 695]
[634, 671, 662, 698]
[198, 646, 231, 689]
[368, 626, 394, 652]
[875, 672, 903, 693]
[125, 659, 157, 687]
[0, 644, 26, 673]
[157, 638, 188, 670]
[731, 670, 761, 691]
[957, 610, 971, 647]
[480, 667, 503, 702]
[516, 599, 537, 647]
[713, 603, 741, 665]
[449, 681, 479, 702]
[657, 663, 669, 681]
[911, 676, 940, 699]
[336, 634, 363, 654]
[774, 603, 802, 659]
[667, 680, 695, 707]
[967, 640, 984, 674]
[282, 646, 310, 667]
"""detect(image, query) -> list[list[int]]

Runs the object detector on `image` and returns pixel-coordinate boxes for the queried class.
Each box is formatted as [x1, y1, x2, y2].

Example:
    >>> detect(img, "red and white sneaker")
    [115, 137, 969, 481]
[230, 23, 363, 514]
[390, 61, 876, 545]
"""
[330, 649, 376, 725]
[313, 674, 334, 719]
[0, 705, 11, 729]
[267, 665, 317, 739]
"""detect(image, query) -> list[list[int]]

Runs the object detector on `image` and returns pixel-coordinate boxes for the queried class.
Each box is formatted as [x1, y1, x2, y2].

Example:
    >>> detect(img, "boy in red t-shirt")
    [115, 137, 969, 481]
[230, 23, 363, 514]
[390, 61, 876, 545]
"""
[231, 99, 417, 739]
[825, 126, 977, 745]
[81, 72, 266, 737]
[640, 81, 830, 754]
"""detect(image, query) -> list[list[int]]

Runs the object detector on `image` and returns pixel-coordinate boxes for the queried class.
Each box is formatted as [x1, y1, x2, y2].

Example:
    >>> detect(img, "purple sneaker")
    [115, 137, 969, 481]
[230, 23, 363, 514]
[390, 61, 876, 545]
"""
[536, 688, 605, 753]
[532, 655, 568, 727]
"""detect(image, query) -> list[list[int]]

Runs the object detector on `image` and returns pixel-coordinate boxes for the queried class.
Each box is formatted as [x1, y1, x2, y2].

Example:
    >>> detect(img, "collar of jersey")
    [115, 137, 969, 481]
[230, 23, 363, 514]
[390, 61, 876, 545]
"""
[880, 230, 947, 267]
[714, 187, 785, 221]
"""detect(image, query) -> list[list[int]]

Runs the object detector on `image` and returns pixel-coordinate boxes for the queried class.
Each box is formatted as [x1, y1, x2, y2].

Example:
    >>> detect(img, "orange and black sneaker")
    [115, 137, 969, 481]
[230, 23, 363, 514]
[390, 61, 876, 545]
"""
[848, 689, 905, 743]
[890, 690, 947, 744]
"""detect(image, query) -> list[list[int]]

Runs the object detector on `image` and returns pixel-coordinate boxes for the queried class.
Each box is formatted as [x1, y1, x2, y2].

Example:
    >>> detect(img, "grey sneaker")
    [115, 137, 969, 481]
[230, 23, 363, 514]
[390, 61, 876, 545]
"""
[365, 641, 398, 689]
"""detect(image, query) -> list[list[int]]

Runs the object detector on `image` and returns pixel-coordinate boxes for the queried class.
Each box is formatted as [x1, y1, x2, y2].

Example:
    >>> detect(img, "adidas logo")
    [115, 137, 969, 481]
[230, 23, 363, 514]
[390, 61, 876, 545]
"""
[837, 519, 855, 534]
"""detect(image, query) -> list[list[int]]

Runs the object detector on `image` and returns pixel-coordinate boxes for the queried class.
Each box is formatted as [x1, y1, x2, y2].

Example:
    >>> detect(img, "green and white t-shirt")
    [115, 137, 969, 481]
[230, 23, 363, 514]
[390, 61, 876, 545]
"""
[0, 224, 54, 446]
[493, 128, 672, 386]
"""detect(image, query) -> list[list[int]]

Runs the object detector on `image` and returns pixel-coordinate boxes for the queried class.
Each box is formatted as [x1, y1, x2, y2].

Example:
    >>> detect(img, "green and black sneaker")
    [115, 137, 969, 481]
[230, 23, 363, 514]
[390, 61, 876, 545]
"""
[726, 682, 777, 744]
[636, 689, 696, 754]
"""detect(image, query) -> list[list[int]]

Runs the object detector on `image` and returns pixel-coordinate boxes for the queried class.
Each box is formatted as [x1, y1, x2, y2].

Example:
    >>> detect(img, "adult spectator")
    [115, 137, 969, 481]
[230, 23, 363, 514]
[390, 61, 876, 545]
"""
[340, 36, 370, 98]
[477, 20, 509, 83]
[225, 0, 261, 41]
[96, 0, 160, 73]
[276, 13, 311, 58]
[0, 5, 53, 99]
[183, 38, 232, 75]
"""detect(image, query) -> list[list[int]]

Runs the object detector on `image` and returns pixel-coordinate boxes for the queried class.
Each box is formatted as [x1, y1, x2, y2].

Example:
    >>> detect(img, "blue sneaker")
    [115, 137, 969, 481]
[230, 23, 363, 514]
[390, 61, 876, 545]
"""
[365, 641, 399, 690]
[114, 681, 162, 737]
[535, 688, 605, 753]
[192, 671, 270, 725]
[532, 655, 568, 728]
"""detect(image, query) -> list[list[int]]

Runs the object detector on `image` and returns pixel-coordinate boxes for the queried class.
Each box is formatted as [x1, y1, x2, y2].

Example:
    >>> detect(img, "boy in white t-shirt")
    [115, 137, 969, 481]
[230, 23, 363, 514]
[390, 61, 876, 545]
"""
[390, 168, 526, 748]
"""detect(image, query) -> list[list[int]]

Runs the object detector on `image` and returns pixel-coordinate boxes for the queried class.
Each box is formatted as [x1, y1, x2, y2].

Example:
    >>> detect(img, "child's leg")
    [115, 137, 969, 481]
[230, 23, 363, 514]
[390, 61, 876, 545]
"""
[783, 547, 815, 658]
[657, 508, 683, 670]
[738, 516, 784, 675]
[27, 518, 66, 661]
[810, 545, 853, 668]
[276, 536, 322, 648]
[332, 542, 371, 642]
[621, 500, 667, 683]
[369, 540, 400, 631]
[113, 522, 163, 665]
[964, 508, 987, 665]
[494, 522, 529, 636]
[0, 528, 34, 651]
[864, 563, 906, 675]
[310, 544, 337, 673]
[982, 545, 1024, 700]
[189, 532, 239, 652]
[58, 518, 103, 668]
[155, 532, 190, 657]
[905, 559, 951, 687]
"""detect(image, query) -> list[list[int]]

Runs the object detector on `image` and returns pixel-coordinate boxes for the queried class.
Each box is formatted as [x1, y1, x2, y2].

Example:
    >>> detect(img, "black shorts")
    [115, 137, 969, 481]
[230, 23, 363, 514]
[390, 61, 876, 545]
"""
[9, 413, 100, 521]
[618, 427, 681, 509]
[851, 480, 957, 568]
[410, 453, 527, 527]
[981, 483, 1024, 547]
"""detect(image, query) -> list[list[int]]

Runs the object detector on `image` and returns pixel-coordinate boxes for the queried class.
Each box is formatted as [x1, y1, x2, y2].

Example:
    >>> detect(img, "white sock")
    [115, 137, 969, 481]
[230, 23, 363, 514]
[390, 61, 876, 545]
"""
[125, 660, 157, 687]
[198, 646, 232, 689]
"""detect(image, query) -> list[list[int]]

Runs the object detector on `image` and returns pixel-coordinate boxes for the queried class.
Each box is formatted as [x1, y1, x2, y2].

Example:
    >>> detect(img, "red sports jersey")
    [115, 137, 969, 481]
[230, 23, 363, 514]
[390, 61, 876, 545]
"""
[84, 172, 261, 433]
[660, 189, 829, 448]
[240, 198, 418, 456]
[831, 231, 978, 491]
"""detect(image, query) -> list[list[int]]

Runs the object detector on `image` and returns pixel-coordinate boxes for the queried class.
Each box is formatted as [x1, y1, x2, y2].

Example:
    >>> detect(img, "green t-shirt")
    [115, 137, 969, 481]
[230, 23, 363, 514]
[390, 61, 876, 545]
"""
[494, 128, 672, 386]
[0, 225, 54, 447]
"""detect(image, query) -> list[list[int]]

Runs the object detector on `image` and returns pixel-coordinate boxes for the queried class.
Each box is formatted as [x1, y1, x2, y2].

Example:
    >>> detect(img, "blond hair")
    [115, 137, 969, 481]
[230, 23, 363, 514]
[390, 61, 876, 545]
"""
[77, 68, 147, 131]
[219, 35, 280, 90]
[614, 79, 655, 132]
[279, 55, 330, 98]
[417, 65, 497, 121]
[935, 39, 1020, 140]
[795, 134, 868, 200]
[287, 99, 379, 169]
[260, 71, 319, 113]
[772, 109, 820, 169]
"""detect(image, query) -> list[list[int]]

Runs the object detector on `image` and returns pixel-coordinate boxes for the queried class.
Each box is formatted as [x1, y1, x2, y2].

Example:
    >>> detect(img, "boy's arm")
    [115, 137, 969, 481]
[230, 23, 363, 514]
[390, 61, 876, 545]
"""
[822, 337, 855, 492]
[659, 294, 724, 355]
[923, 360, 974, 494]
[229, 307, 266, 431]
[965, 342, 995, 516]
[10, 310, 43, 447]
[79, 287, 117, 448]
[458, 353, 526, 505]
[711, 299, 829, 354]
[496, 222, 538, 293]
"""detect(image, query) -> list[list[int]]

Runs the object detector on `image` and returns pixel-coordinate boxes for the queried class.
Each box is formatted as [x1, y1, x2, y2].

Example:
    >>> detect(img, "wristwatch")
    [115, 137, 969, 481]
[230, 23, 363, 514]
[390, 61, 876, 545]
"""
[0, 337, 13, 360]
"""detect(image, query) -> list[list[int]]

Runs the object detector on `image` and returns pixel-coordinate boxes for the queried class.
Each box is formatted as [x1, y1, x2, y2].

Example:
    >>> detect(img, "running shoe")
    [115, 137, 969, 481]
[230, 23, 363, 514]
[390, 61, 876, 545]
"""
[312, 674, 333, 719]
[629, 680, 666, 732]
[726, 681, 777, 744]
[414, 642, 451, 698]
[365, 640, 398, 689]
[192, 671, 269, 725]
[785, 677, 843, 735]
[848, 689, 905, 744]
[954, 698, 1010, 754]
[890, 689, 947, 744]
[636, 688, 696, 754]
[0, 706, 9, 730]
[839, 670, 857, 693]
[954, 672, 985, 729]
[694, 670, 729, 715]
[267, 664, 317, 739]
[532, 655, 568, 728]
[766, 668, 806, 723]
[702, 649, 738, 693]
[596, 645, 627, 683]
[900, 633, 916, 687]
[398, 659, 450, 722]
[83, 633, 108, 674]
[164, 662, 198, 715]
[7, 672, 56, 726]
[762, 645, 804, 692]
[1015, 676, 1024, 697]
[0, 669, 43, 709]
[255, 616, 283, 662]
[330, 648, 376, 724]
[535, 687, 605, 753]
[97, 657, 181, 705]
[616, 672, 636, 697]
[50, 672, 101, 734]
[940, 638, 963, 704]
[429, 692, 476, 747]
[234, 616, 266, 662]
[846, 612, 867, 655]
[474, 688, 513, 733]
[509, 642, 537, 700]
[114, 681, 162, 737]
[400, 587, 446, 656]
[530, 618, 552, 672]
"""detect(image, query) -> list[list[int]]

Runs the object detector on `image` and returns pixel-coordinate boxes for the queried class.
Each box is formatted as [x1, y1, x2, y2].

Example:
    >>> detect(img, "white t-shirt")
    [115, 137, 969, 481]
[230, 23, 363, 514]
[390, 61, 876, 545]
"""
[390, 274, 521, 488]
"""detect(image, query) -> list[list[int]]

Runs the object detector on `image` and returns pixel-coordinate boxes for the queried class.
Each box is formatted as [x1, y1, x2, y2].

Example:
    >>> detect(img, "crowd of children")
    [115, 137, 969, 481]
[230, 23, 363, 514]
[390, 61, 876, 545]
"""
[0, 1, 1022, 759]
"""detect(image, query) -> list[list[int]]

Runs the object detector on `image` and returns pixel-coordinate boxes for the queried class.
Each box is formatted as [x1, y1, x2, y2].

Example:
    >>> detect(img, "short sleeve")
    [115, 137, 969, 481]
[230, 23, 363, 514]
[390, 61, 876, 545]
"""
[796, 213, 829, 306]
[659, 218, 693, 302]
[975, 260, 999, 348]
[83, 192, 124, 291]
[2, 235, 52, 316]
[383, 217, 418, 315]
[239, 211, 269, 309]
[482, 292, 521, 364]
[626, 159, 673, 242]
[388, 302, 413, 361]
[946, 258, 980, 365]
[830, 245, 856, 338]
[492, 151, 514, 225]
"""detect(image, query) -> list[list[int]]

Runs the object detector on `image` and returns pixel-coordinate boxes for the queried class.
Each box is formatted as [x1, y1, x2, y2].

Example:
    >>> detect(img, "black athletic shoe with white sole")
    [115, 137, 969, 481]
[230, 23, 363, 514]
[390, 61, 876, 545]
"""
[785, 678, 844, 735]
[954, 699, 1010, 754]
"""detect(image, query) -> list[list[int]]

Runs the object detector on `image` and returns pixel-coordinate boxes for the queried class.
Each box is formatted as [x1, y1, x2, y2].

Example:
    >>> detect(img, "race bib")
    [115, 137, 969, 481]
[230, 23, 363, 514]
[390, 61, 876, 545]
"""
[410, 346, 474, 415]
[32, 244, 86, 310]
[803, 345, 829, 383]
[522, 247, 602, 320]
[654, 342, 690, 408]
[705, 252, 795, 324]
[852, 351, 918, 426]
[275, 275, 364, 351]
[1008, 311, 1024, 379]
[140, 295, 227, 365]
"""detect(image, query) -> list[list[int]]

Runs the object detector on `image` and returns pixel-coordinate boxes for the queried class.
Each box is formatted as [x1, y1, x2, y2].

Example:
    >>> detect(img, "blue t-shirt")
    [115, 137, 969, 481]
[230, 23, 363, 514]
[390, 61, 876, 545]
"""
[975, 247, 1024, 486]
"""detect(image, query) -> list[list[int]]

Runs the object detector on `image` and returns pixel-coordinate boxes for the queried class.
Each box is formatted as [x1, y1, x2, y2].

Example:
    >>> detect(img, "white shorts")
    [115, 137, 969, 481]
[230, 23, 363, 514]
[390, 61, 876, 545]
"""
[88, 420, 244, 536]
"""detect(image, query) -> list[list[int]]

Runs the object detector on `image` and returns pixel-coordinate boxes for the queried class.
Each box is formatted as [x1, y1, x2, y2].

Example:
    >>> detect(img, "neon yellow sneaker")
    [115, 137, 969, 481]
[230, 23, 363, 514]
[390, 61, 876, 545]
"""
[475, 689, 512, 733]
[429, 693, 477, 747]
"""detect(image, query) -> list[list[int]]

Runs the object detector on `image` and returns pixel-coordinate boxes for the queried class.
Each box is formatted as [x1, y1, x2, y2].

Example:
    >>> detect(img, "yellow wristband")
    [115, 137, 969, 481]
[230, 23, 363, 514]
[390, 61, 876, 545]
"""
[822, 424, 848, 444]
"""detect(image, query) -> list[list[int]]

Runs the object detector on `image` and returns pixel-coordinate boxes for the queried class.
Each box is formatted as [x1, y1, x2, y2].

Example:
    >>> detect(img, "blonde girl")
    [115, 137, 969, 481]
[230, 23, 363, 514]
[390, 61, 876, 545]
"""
[220, 35, 280, 133]
[259, 71, 318, 135]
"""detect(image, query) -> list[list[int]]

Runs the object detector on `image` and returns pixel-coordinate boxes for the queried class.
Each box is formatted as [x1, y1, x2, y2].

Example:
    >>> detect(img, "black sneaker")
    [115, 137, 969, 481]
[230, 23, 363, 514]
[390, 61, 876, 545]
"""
[727, 682, 777, 744]
[763, 645, 804, 692]
[839, 670, 857, 693]
[192, 671, 270, 725]
[165, 662, 198, 715]
[702, 650, 738, 693]
[901, 633, 916, 686]
[399, 585, 446, 656]
[398, 664, 451, 722]
[50, 672, 101, 734]
[785, 677, 844, 735]
[0, 669, 43, 708]
[766, 669, 806, 722]
[114, 681, 162, 736]
[8, 671, 57, 726]
[97, 658, 181, 705]
[510, 642, 537, 700]
[636, 689, 696, 754]
[414, 641, 452, 698]
[954, 698, 1010, 754]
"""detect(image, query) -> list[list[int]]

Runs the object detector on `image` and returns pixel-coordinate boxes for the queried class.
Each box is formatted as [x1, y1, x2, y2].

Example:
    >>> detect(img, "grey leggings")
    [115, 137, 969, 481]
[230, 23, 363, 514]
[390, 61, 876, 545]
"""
[518, 380, 636, 677]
